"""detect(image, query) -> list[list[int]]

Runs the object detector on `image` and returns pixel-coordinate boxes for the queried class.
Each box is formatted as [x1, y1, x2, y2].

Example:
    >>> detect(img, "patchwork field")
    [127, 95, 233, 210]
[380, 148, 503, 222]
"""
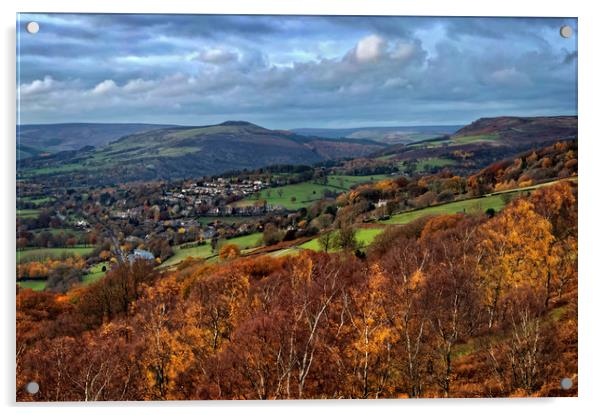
[19, 196, 54, 206]
[381, 194, 510, 225]
[17, 246, 94, 262]
[160, 232, 263, 268]
[299, 227, 385, 252]
[17, 209, 40, 219]
[236, 175, 389, 210]
[197, 216, 262, 226]
[16, 280, 47, 291]
[82, 261, 110, 285]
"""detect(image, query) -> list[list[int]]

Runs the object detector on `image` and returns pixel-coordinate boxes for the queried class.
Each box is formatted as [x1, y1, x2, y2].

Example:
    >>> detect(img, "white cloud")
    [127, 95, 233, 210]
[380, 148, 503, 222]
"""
[390, 42, 417, 61]
[355, 34, 386, 63]
[200, 48, 239, 64]
[123, 78, 156, 94]
[91, 79, 117, 95]
[19, 76, 56, 96]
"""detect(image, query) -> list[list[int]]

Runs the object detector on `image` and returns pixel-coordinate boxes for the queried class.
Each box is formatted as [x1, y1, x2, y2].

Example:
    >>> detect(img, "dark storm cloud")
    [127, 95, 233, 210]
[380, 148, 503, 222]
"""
[17, 14, 577, 127]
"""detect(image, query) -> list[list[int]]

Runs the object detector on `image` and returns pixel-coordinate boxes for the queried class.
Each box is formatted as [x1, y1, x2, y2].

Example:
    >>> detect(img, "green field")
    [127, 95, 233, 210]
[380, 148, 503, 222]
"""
[31, 228, 85, 237]
[381, 194, 510, 225]
[299, 227, 385, 252]
[17, 246, 94, 262]
[451, 134, 499, 145]
[237, 175, 389, 210]
[22, 163, 87, 177]
[405, 133, 500, 149]
[400, 157, 456, 173]
[380, 177, 577, 225]
[160, 232, 263, 268]
[17, 209, 40, 219]
[416, 157, 456, 171]
[82, 261, 110, 285]
[17, 280, 47, 291]
[19, 196, 54, 206]
[197, 216, 262, 226]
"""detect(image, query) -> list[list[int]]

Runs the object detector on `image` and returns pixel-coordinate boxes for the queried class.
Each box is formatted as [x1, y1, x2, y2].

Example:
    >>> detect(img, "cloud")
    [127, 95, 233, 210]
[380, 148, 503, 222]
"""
[199, 48, 239, 64]
[122, 78, 156, 94]
[91, 80, 117, 95]
[354, 34, 386, 63]
[19, 75, 57, 96]
[489, 67, 531, 87]
[16, 14, 577, 127]
[390, 41, 417, 61]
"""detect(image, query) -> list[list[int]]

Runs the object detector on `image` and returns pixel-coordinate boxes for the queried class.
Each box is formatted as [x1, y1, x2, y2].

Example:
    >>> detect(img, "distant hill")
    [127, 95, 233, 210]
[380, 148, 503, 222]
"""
[292, 125, 462, 145]
[366, 116, 577, 176]
[20, 121, 386, 185]
[17, 123, 177, 158]
[451, 116, 577, 145]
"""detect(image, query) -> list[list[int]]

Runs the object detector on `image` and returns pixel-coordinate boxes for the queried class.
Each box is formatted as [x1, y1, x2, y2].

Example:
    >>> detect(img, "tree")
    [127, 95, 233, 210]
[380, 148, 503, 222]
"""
[342, 263, 395, 398]
[478, 199, 554, 327]
[262, 223, 283, 246]
[335, 224, 357, 252]
[317, 231, 334, 253]
[219, 244, 240, 260]
[210, 237, 219, 253]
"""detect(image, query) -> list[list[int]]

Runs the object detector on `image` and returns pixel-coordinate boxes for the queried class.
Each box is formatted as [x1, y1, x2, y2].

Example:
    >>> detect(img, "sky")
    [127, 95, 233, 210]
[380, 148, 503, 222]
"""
[17, 14, 577, 129]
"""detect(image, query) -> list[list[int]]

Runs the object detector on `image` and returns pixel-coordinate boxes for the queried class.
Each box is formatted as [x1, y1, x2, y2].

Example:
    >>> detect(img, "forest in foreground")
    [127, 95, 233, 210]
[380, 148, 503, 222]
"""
[16, 180, 577, 400]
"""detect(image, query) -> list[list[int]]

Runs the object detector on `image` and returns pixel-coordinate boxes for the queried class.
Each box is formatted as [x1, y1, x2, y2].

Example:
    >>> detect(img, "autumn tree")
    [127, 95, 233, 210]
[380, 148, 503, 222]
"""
[478, 199, 554, 327]
[219, 243, 240, 260]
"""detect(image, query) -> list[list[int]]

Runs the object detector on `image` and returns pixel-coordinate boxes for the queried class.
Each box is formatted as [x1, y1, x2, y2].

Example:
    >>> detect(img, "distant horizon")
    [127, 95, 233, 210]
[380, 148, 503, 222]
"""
[16, 113, 578, 131]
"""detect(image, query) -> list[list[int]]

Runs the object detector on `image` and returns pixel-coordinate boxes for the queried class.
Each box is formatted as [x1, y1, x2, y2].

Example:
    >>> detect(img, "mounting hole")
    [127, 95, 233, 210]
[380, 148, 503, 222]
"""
[26, 381, 39, 394]
[560, 25, 573, 38]
[26, 21, 40, 34]
[560, 377, 573, 390]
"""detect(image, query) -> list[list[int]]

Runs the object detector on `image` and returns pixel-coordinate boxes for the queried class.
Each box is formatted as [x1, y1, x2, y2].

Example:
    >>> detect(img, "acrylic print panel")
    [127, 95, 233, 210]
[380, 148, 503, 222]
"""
[16, 14, 577, 401]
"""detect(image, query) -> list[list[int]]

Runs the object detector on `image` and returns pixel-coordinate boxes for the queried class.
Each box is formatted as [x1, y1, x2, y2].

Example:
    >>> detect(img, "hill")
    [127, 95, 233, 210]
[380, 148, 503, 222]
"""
[20, 121, 386, 185]
[17, 123, 177, 158]
[451, 116, 577, 146]
[373, 115, 577, 176]
[292, 125, 462, 145]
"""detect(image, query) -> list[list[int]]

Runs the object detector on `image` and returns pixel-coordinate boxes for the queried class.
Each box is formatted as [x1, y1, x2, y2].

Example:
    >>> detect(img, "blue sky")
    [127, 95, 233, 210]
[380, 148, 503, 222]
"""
[17, 14, 577, 128]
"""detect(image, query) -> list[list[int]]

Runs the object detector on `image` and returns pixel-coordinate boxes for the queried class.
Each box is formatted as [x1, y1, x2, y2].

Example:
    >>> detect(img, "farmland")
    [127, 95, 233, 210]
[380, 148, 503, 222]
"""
[299, 227, 385, 252]
[236, 174, 389, 210]
[17, 246, 94, 262]
[82, 262, 110, 285]
[17, 209, 40, 219]
[381, 194, 510, 225]
[16, 280, 47, 291]
[160, 232, 263, 268]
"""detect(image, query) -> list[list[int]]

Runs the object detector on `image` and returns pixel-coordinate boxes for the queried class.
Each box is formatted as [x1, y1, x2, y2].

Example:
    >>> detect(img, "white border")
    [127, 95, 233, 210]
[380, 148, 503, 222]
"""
[2, 1, 600, 414]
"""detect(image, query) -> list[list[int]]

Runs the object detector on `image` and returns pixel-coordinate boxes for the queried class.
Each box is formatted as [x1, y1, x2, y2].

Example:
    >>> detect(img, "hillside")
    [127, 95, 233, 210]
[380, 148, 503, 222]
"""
[17, 123, 177, 158]
[373, 115, 578, 176]
[20, 121, 386, 185]
[292, 125, 461, 145]
[452, 116, 577, 145]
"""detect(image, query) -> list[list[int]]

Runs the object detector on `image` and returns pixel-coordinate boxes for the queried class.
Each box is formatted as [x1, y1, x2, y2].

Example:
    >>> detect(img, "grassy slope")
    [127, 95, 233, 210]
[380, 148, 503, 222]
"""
[17, 246, 93, 262]
[17, 280, 47, 291]
[197, 216, 262, 226]
[237, 175, 389, 210]
[160, 232, 263, 268]
[19, 196, 54, 206]
[299, 227, 385, 252]
[452, 133, 499, 145]
[381, 194, 509, 225]
[17, 209, 40, 219]
[82, 261, 110, 285]
[30, 228, 85, 237]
